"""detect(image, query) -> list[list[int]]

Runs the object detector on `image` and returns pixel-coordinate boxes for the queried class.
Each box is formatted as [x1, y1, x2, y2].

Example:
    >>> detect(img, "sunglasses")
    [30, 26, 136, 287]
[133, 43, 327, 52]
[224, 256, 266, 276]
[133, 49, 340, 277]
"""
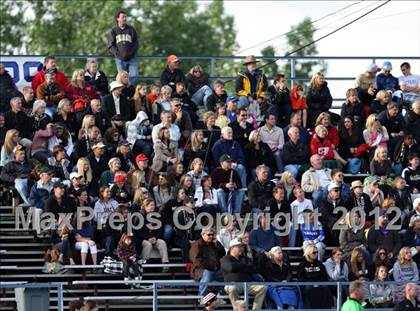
[379, 252, 386, 255]
[206, 233, 214, 237]
[312, 251, 318, 255]
[240, 114, 247, 117]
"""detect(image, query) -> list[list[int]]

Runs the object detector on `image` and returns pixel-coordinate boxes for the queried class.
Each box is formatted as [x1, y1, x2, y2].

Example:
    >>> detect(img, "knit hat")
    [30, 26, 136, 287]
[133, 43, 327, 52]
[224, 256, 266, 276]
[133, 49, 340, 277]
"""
[114, 174, 126, 183]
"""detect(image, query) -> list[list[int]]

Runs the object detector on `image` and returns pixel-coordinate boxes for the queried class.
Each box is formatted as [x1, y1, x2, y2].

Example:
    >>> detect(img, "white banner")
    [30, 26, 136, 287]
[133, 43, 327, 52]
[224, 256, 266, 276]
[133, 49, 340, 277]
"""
[0, 56, 44, 91]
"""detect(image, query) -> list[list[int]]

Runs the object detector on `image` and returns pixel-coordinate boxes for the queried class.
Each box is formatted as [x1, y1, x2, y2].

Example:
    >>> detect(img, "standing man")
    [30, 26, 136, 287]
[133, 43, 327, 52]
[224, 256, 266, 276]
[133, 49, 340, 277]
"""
[236, 55, 267, 108]
[107, 9, 139, 85]
[341, 281, 366, 311]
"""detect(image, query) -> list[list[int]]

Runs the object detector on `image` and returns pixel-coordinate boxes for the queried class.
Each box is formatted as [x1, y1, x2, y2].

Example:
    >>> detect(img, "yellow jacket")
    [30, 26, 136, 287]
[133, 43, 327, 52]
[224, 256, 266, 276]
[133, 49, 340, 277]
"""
[236, 70, 267, 99]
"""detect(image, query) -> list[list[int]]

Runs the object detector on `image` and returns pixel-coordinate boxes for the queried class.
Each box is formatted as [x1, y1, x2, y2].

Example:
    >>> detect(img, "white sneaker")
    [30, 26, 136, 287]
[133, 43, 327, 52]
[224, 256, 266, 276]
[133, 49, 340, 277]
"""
[124, 277, 130, 286]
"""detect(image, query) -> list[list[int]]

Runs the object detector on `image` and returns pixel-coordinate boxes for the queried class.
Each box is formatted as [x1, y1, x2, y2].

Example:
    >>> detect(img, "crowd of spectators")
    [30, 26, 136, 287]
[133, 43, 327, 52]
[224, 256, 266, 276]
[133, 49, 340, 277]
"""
[1, 9, 420, 311]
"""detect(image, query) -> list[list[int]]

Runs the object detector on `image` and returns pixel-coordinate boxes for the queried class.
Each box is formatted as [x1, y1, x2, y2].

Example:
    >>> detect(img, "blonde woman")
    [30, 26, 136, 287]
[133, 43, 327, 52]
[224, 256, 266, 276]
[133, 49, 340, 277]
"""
[183, 130, 207, 167]
[100, 157, 121, 187]
[78, 114, 96, 141]
[392, 247, 419, 281]
[310, 124, 347, 166]
[278, 171, 297, 201]
[65, 69, 98, 102]
[314, 112, 339, 147]
[349, 248, 369, 281]
[152, 85, 172, 123]
[363, 114, 389, 149]
[1, 129, 20, 166]
[370, 146, 392, 177]
[370, 89, 391, 114]
[77, 157, 93, 189]
[52, 98, 77, 135]
[306, 72, 332, 128]
[116, 70, 135, 99]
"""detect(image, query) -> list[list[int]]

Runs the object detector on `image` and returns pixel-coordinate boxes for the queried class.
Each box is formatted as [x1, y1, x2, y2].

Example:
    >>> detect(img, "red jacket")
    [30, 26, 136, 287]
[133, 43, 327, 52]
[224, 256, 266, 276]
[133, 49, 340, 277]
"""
[326, 126, 339, 147]
[65, 83, 99, 103]
[310, 134, 334, 160]
[290, 85, 307, 110]
[31, 69, 69, 93]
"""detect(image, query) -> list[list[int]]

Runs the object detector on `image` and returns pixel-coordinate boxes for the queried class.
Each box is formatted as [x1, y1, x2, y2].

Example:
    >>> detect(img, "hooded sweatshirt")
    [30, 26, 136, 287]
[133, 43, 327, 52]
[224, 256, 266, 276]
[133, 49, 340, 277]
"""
[107, 24, 139, 61]
[126, 111, 153, 145]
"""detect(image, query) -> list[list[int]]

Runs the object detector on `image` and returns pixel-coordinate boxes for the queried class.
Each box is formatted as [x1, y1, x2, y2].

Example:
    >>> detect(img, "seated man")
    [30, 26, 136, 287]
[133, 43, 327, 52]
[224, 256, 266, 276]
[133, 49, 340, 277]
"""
[283, 126, 310, 178]
[210, 155, 245, 214]
[321, 168, 351, 202]
[74, 125, 101, 159]
[300, 209, 325, 261]
[229, 107, 254, 150]
[376, 61, 399, 92]
[189, 228, 226, 298]
[378, 101, 405, 155]
[206, 79, 227, 112]
[102, 81, 132, 121]
[0, 148, 32, 205]
[84, 99, 112, 135]
[404, 99, 420, 143]
[31, 55, 69, 94]
[236, 55, 267, 108]
[399, 62, 420, 105]
[36, 68, 66, 116]
[354, 63, 378, 106]
[283, 111, 310, 144]
[212, 127, 246, 188]
[247, 165, 275, 213]
[160, 54, 187, 93]
[259, 113, 285, 173]
[170, 97, 192, 142]
[301, 154, 332, 207]
[393, 283, 419, 311]
[249, 214, 282, 253]
[221, 239, 267, 310]
[151, 110, 181, 144]
[290, 187, 314, 247]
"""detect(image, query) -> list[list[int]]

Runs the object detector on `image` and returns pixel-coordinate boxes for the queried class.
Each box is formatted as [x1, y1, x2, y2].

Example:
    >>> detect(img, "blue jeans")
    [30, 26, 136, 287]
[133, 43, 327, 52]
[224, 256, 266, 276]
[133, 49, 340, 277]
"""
[234, 164, 247, 188]
[312, 191, 323, 208]
[216, 188, 245, 214]
[115, 56, 138, 85]
[284, 164, 301, 178]
[238, 96, 249, 108]
[272, 149, 283, 173]
[191, 85, 213, 108]
[163, 224, 175, 245]
[393, 163, 403, 176]
[346, 158, 361, 174]
[14, 178, 30, 205]
[45, 106, 57, 118]
[199, 269, 224, 297]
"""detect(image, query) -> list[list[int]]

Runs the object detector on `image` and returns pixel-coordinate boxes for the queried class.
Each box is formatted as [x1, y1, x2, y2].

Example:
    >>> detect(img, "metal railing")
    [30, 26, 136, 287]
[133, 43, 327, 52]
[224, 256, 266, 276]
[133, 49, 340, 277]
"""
[71, 280, 418, 311]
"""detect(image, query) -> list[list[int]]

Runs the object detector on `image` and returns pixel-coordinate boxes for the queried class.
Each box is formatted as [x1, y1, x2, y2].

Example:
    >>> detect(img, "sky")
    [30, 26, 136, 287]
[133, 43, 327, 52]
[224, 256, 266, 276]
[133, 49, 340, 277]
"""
[222, 0, 420, 103]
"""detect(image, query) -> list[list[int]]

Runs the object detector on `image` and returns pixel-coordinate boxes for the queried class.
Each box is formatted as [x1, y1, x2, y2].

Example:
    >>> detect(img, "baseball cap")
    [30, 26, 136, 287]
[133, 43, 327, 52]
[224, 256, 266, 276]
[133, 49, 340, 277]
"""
[226, 95, 238, 102]
[382, 61, 392, 71]
[70, 172, 81, 180]
[136, 153, 148, 162]
[219, 154, 233, 163]
[167, 54, 179, 63]
[366, 63, 379, 73]
[228, 238, 242, 249]
[40, 166, 53, 175]
[328, 181, 341, 192]
[92, 142, 106, 149]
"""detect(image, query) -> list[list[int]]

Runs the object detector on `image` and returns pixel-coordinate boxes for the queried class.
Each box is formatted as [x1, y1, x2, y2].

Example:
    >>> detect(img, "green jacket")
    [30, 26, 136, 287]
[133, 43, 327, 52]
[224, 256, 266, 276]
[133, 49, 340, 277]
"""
[341, 298, 365, 311]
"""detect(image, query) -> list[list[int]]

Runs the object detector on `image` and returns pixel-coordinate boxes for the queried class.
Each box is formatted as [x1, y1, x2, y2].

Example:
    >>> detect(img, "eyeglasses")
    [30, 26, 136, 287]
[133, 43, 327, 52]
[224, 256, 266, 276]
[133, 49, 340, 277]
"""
[312, 251, 318, 255]
[379, 252, 386, 255]
[240, 114, 247, 117]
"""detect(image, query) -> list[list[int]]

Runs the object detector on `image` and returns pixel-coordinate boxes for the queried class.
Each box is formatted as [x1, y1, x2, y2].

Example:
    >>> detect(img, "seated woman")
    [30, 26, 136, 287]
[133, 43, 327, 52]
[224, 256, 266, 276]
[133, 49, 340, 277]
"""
[1, 129, 21, 167]
[244, 129, 276, 178]
[186, 158, 208, 190]
[310, 124, 347, 168]
[152, 172, 175, 209]
[314, 112, 339, 147]
[50, 225, 75, 265]
[370, 90, 391, 115]
[369, 265, 395, 308]
[159, 187, 186, 247]
[349, 248, 370, 281]
[278, 171, 297, 203]
[73, 210, 98, 266]
[76, 157, 94, 197]
[340, 88, 365, 130]
[370, 146, 392, 178]
[324, 246, 349, 282]
[52, 98, 78, 137]
[183, 130, 208, 169]
[186, 65, 212, 107]
[31, 99, 52, 132]
[392, 247, 419, 282]
[258, 246, 302, 309]
[178, 174, 195, 198]
[136, 198, 170, 270]
[103, 128, 120, 156]
[84, 58, 109, 98]
[199, 111, 220, 163]
[48, 122, 74, 159]
[339, 212, 369, 261]
[151, 127, 179, 173]
[297, 244, 332, 309]
[65, 69, 98, 103]
[217, 214, 240, 252]
[338, 116, 365, 174]
[363, 114, 389, 156]
[152, 85, 172, 124]
[194, 175, 219, 216]
[370, 247, 393, 273]
[100, 157, 121, 187]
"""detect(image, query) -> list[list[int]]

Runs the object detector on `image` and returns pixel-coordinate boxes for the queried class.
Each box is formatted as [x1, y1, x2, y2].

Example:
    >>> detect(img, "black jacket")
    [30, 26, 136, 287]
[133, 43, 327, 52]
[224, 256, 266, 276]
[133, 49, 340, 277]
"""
[186, 72, 210, 95]
[102, 93, 133, 121]
[282, 139, 310, 165]
[221, 254, 257, 282]
[338, 127, 364, 159]
[405, 110, 420, 143]
[87, 152, 109, 195]
[107, 24, 139, 61]
[306, 83, 332, 112]
[367, 226, 401, 257]
[207, 91, 227, 112]
[297, 259, 328, 282]
[84, 106, 112, 135]
[248, 179, 275, 211]
[340, 101, 365, 129]
[160, 67, 187, 92]
[0, 160, 32, 184]
[4, 110, 32, 139]
[243, 142, 276, 171]
[268, 85, 291, 111]
[378, 110, 406, 135]
[257, 252, 292, 282]
[52, 112, 78, 137]
[393, 298, 420, 311]
[45, 195, 77, 220]
[229, 120, 254, 149]
[84, 71, 109, 97]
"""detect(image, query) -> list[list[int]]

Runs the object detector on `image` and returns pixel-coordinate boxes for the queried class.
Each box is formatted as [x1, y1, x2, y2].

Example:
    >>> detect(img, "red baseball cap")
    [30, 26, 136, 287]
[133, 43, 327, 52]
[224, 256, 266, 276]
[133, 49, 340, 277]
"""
[167, 54, 179, 63]
[136, 153, 148, 162]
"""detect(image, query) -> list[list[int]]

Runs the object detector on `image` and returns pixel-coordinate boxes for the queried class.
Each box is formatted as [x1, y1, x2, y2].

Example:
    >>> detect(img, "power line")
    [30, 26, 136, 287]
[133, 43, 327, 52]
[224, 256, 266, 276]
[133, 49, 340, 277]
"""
[236, 0, 364, 54]
[257, 0, 392, 72]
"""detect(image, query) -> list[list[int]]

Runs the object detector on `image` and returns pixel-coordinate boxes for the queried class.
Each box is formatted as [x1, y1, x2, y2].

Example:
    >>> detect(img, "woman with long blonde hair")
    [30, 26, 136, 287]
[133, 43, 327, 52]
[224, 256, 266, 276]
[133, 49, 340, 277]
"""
[77, 157, 93, 186]
[278, 170, 296, 201]
[349, 248, 369, 281]
[363, 114, 389, 149]
[1, 129, 20, 166]
[116, 70, 135, 99]
[392, 247, 419, 281]
[306, 72, 332, 128]
[65, 69, 98, 102]
[133, 83, 149, 114]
